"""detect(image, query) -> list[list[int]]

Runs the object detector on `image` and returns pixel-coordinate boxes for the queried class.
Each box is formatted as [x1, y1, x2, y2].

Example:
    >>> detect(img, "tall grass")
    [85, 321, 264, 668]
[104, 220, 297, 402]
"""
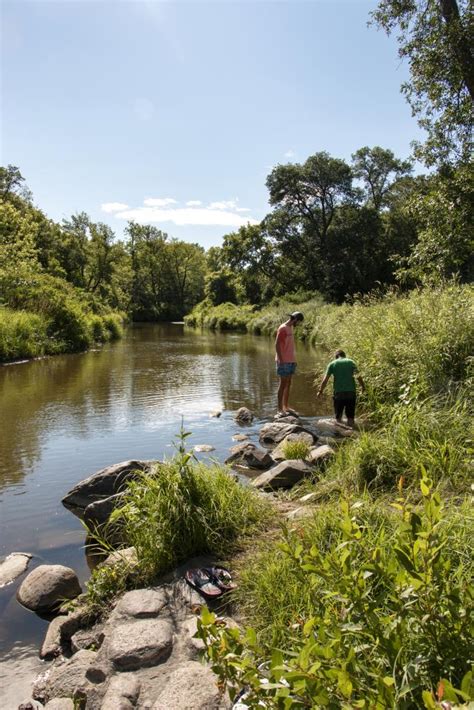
[0, 307, 49, 361]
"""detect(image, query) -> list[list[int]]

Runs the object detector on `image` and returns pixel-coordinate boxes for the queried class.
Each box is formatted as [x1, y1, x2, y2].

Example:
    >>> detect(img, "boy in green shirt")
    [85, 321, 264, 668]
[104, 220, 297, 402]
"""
[316, 349, 365, 427]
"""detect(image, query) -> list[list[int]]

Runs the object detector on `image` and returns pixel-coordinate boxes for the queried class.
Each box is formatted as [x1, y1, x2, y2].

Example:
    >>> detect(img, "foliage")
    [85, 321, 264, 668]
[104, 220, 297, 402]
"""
[282, 439, 311, 461]
[184, 300, 256, 330]
[371, 0, 473, 167]
[351, 146, 413, 210]
[323, 393, 473, 494]
[198, 474, 474, 708]
[0, 307, 49, 361]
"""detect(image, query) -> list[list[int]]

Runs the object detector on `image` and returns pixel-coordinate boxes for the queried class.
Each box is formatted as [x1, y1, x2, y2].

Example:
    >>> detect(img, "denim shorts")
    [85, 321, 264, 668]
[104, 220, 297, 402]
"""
[276, 362, 297, 377]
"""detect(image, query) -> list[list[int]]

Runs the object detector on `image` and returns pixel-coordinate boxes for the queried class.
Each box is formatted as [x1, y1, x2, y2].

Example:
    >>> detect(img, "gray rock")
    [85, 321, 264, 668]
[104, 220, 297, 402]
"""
[58, 606, 91, 641]
[40, 615, 68, 659]
[0, 552, 32, 587]
[101, 674, 141, 710]
[226, 443, 274, 469]
[71, 627, 104, 653]
[259, 422, 318, 446]
[44, 699, 75, 710]
[225, 441, 253, 464]
[106, 619, 173, 671]
[210, 410, 222, 418]
[232, 433, 249, 441]
[101, 546, 138, 570]
[17, 565, 82, 613]
[234, 407, 254, 424]
[252, 460, 312, 490]
[113, 588, 168, 619]
[62, 460, 154, 515]
[84, 492, 125, 526]
[307, 444, 335, 464]
[194, 444, 216, 452]
[33, 649, 99, 704]
[182, 615, 206, 653]
[152, 661, 226, 709]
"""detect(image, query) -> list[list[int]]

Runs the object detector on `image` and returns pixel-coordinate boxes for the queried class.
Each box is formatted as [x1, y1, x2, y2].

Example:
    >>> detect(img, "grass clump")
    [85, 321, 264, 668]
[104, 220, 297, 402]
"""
[0, 306, 49, 360]
[282, 439, 311, 461]
[199, 474, 474, 708]
[323, 393, 473, 495]
[85, 432, 269, 611]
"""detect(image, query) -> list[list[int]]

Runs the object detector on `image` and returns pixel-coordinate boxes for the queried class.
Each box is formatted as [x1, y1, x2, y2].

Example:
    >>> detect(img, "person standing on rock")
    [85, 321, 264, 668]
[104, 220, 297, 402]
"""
[316, 349, 365, 428]
[275, 311, 304, 418]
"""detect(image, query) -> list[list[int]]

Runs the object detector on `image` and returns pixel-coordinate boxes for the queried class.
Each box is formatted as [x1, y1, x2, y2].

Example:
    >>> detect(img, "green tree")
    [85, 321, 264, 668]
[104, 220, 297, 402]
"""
[352, 146, 413, 210]
[165, 240, 206, 316]
[371, 0, 473, 166]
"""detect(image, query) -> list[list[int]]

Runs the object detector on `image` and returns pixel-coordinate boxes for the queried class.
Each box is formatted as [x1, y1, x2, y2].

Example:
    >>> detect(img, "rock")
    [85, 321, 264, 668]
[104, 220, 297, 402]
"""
[193, 444, 215, 452]
[40, 615, 68, 660]
[106, 619, 173, 671]
[44, 700, 75, 710]
[182, 615, 206, 653]
[17, 565, 82, 613]
[252, 460, 312, 490]
[307, 444, 335, 465]
[232, 433, 249, 441]
[101, 674, 141, 710]
[58, 606, 92, 641]
[259, 422, 318, 447]
[152, 661, 226, 709]
[226, 443, 273, 469]
[113, 588, 168, 619]
[313, 417, 354, 438]
[62, 460, 154, 515]
[0, 552, 32, 587]
[234, 407, 254, 424]
[33, 649, 99, 704]
[83, 492, 126, 526]
[271, 433, 315, 461]
[71, 627, 104, 653]
[210, 410, 222, 418]
[101, 546, 138, 570]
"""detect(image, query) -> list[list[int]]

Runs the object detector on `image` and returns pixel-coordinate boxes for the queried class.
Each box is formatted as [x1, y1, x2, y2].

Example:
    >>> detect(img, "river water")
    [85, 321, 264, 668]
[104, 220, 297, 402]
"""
[0, 323, 329, 707]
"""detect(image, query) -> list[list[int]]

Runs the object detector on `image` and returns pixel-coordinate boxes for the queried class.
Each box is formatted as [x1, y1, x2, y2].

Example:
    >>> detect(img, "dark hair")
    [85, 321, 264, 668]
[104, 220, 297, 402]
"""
[335, 349, 346, 358]
[289, 311, 304, 322]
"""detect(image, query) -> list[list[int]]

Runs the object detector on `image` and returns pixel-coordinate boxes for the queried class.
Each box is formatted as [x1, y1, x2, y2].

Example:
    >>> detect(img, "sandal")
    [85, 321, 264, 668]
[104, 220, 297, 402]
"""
[185, 568, 223, 598]
[209, 566, 237, 592]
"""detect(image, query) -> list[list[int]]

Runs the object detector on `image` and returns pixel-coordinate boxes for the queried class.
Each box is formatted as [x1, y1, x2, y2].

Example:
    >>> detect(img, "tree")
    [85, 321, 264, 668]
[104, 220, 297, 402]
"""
[352, 146, 412, 210]
[0, 165, 32, 203]
[371, 0, 473, 166]
[165, 240, 206, 316]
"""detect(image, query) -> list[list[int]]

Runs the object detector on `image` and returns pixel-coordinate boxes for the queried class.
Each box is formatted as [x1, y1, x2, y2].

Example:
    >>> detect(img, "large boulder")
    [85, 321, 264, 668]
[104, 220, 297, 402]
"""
[259, 422, 318, 447]
[307, 444, 335, 465]
[112, 588, 168, 619]
[83, 492, 126, 526]
[252, 460, 313, 490]
[33, 649, 99, 705]
[0, 552, 32, 587]
[62, 460, 154, 516]
[17, 565, 81, 613]
[152, 661, 227, 709]
[105, 619, 173, 671]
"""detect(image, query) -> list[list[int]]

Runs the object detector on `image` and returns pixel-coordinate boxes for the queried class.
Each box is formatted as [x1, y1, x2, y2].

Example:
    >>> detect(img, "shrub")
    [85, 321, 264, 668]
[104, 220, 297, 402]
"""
[198, 474, 474, 709]
[0, 306, 49, 360]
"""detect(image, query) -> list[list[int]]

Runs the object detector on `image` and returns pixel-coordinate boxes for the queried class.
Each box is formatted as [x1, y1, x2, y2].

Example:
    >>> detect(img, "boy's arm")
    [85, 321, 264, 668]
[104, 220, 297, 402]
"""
[317, 374, 330, 396]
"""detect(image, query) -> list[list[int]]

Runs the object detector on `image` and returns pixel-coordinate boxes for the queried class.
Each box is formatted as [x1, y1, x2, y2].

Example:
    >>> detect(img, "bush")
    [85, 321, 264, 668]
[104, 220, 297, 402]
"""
[0, 306, 49, 360]
[199, 474, 474, 708]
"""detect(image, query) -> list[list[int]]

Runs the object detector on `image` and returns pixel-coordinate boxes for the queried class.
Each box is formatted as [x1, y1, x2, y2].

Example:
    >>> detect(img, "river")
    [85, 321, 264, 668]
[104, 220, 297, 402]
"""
[0, 323, 330, 707]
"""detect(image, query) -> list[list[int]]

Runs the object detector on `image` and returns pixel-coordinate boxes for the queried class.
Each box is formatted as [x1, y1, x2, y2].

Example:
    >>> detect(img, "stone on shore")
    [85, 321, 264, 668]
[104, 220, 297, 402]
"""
[17, 565, 82, 613]
[307, 444, 335, 465]
[252, 460, 313, 490]
[234, 407, 254, 424]
[0, 552, 32, 587]
[84, 492, 126, 526]
[271, 433, 315, 461]
[259, 422, 318, 446]
[106, 619, 173, 671]
[225, 442, 273, 469]
[62, 460, 154, 515]
[102, 546, 138, 570]
[44, 699, 75, 710]
[152, 661, 227, 709]
[101, 674, 141, 710]
[113, 588, 168, 619]
[33, 649, 99, 705]
[40, 615, 68, 660]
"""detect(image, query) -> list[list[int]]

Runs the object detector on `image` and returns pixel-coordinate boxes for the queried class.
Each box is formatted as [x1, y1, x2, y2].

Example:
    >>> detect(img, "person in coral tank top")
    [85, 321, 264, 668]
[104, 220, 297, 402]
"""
[274, 311, 304, 418]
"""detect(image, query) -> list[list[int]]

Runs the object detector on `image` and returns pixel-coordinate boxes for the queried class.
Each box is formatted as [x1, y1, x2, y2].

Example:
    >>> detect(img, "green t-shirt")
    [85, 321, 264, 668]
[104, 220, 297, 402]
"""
[326, 358, 358, 394]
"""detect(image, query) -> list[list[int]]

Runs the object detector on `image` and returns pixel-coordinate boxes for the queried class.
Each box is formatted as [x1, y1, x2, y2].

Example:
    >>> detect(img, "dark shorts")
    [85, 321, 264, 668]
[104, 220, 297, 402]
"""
[333, 391, 356, 420]
[277, 362, 296, 377]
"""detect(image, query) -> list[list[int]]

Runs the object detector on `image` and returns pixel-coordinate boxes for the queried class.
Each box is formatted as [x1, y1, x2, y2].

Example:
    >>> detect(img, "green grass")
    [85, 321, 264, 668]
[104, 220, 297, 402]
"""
[282, 439, 311, 460]
[0, 307, 50, 361]
[85, 441, 270, 612]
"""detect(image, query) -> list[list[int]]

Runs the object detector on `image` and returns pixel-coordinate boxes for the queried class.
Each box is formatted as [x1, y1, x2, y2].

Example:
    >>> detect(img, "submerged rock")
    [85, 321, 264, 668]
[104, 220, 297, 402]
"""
[193, 444, 215, 453]
[234, 407, 254, 424]
[17, 564, 82, 613]
[62, 460, 155, 516]
[252, 460, 313, 490]
[0, 552, 32, 587]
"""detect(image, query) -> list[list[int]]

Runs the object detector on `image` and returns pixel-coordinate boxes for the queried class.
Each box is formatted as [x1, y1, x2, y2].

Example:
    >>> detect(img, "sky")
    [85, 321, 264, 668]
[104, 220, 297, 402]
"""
[1, 0, 423, 249]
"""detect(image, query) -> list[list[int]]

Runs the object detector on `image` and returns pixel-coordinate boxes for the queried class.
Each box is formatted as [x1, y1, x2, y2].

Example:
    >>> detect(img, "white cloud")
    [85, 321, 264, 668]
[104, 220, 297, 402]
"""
[235, 207, 251, 212]
[284, 149, 295, 158]
[186, 200, 202, 206]
[101, 202, 130, 213]
[208, 200, 238, 210]
[113, 206, 259, 228]
[143, 197, 178, 207]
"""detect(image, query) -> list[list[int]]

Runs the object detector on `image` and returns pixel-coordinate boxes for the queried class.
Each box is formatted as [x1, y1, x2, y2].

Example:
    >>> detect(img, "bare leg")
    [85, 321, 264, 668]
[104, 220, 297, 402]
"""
[282, 375, 292, 411]
[278, 376, 291, 412]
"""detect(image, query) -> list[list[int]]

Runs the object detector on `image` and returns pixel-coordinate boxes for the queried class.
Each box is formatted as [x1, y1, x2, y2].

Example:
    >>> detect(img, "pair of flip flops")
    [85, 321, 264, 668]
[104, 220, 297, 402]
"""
[275, 408, 299, 420]
[185, 566, 236, 598]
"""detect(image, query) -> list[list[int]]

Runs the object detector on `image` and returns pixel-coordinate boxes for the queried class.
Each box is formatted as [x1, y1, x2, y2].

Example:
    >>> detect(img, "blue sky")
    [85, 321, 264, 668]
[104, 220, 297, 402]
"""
[2, 0, 422, 248]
